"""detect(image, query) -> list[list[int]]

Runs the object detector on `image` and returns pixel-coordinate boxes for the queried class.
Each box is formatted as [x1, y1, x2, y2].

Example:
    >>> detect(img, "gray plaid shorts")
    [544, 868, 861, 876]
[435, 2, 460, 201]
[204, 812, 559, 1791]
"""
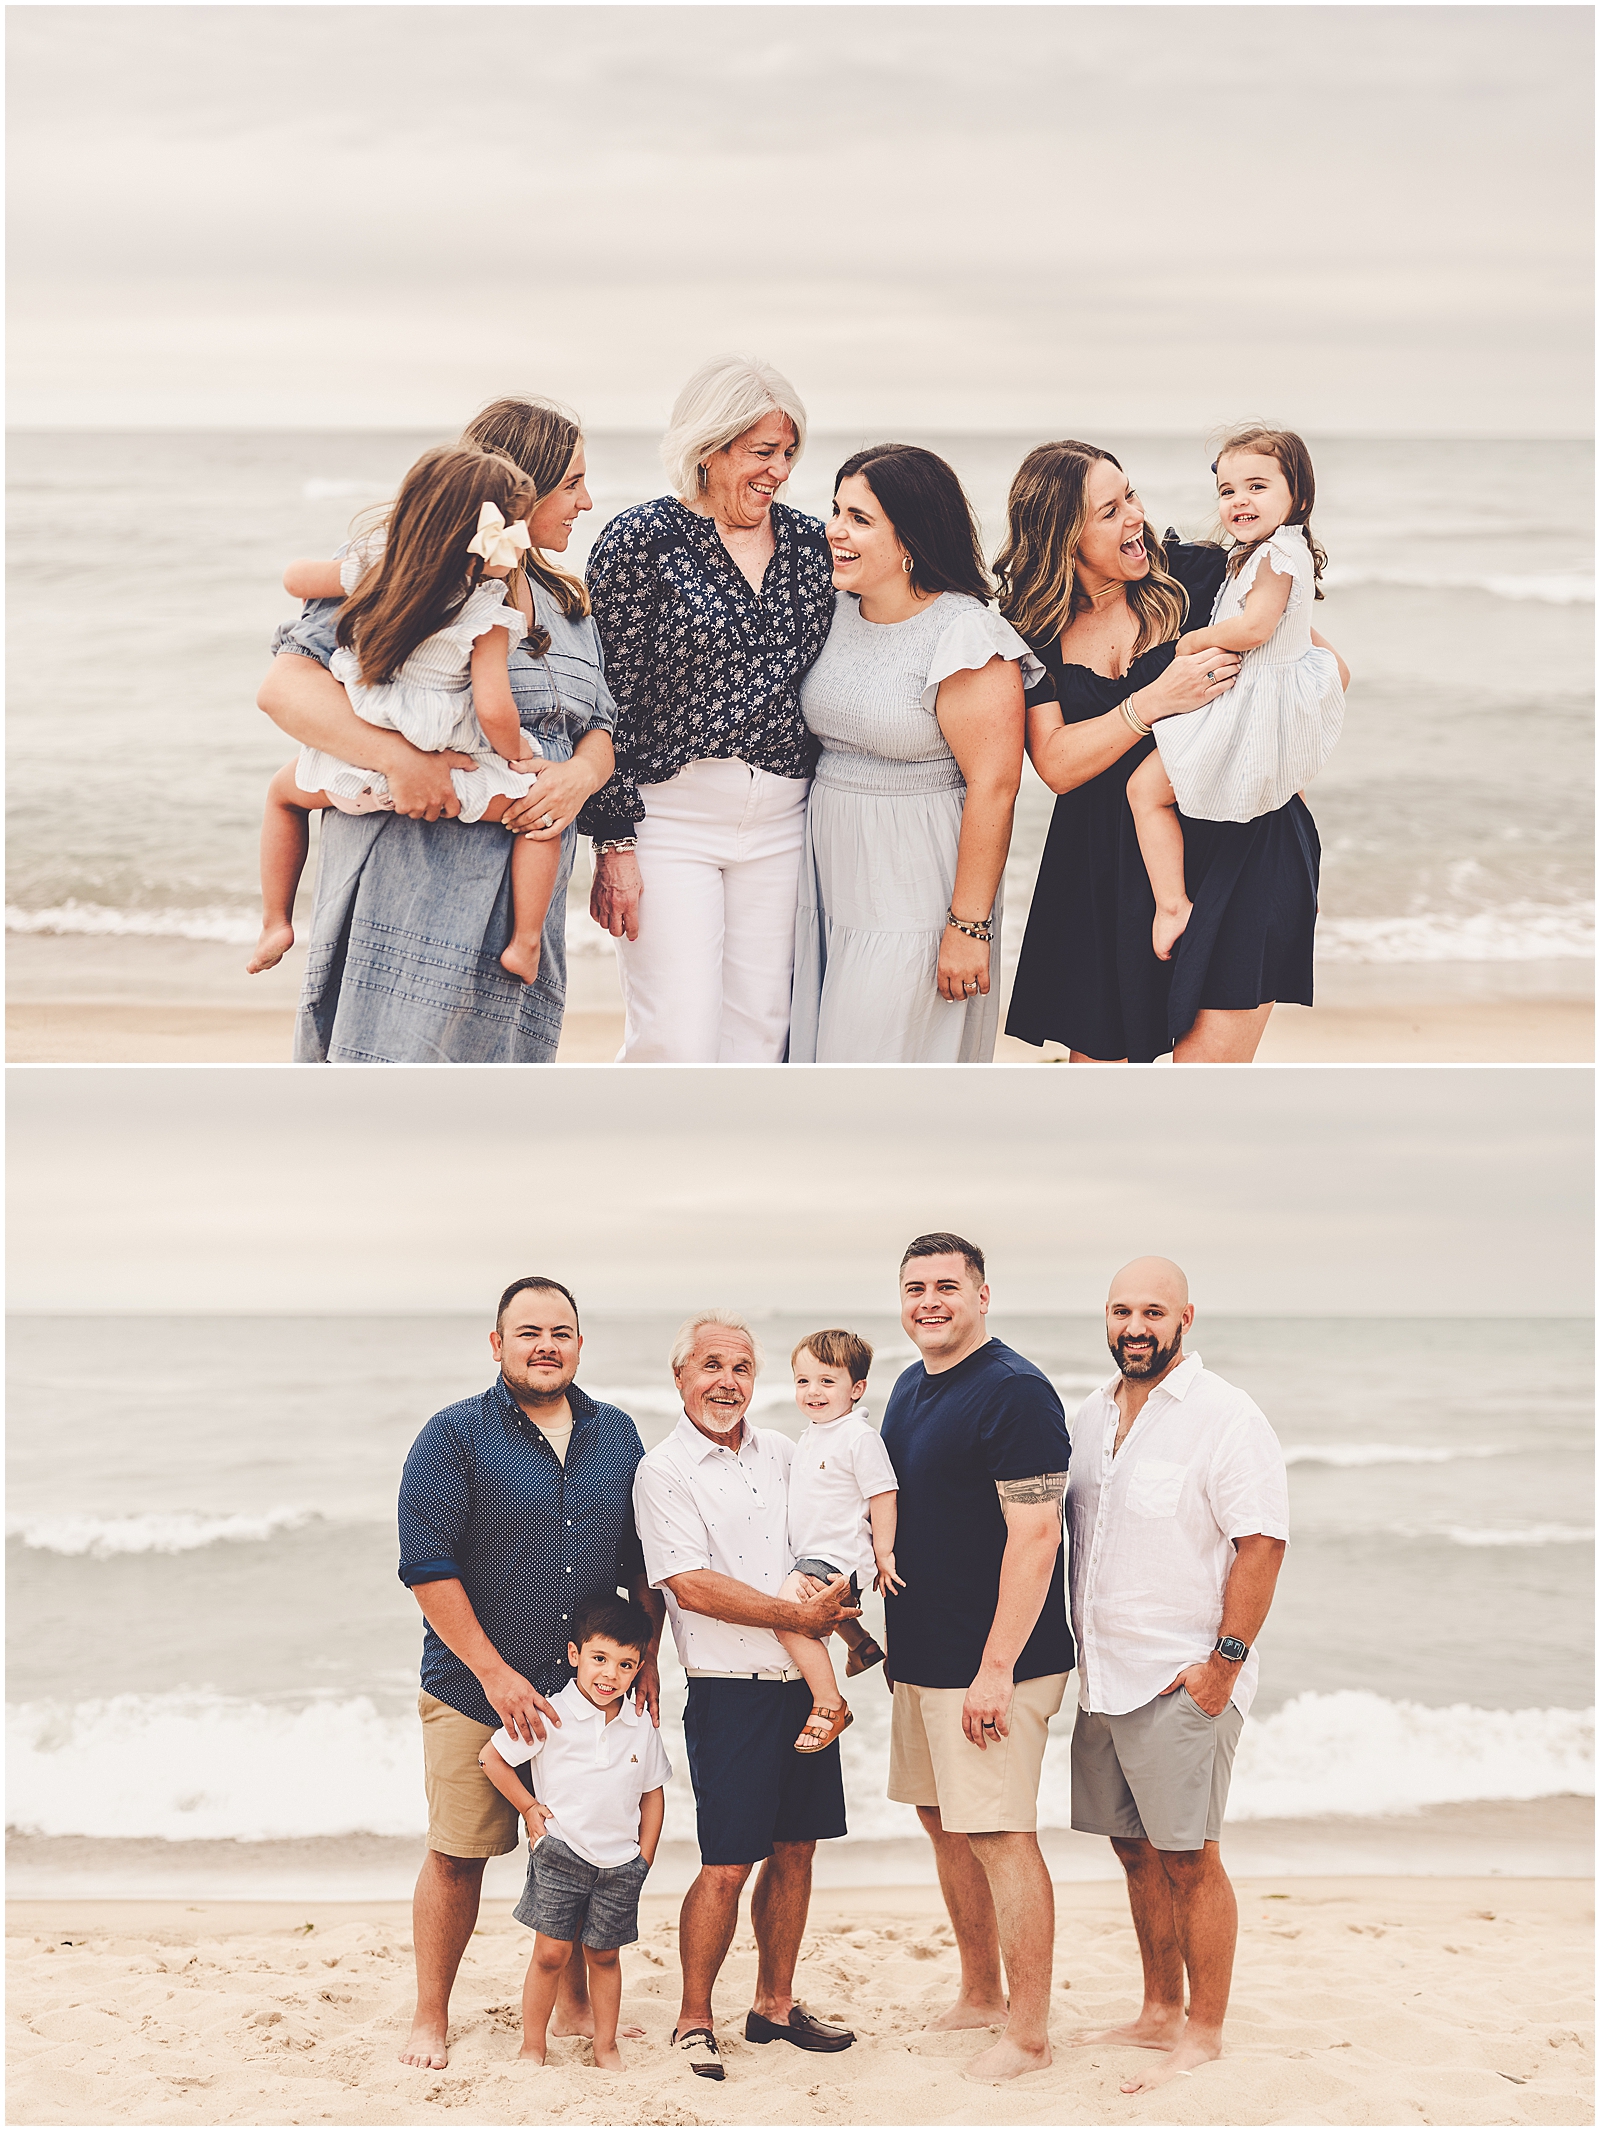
[513, 1833, 651, 1949]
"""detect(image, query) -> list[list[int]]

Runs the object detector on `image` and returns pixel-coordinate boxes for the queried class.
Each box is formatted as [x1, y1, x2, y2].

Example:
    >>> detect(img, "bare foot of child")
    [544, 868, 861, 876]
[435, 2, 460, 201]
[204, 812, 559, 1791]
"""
[592, 2041, 624, 2071]
[516, 2041, 547, 2065]
[500, 937, 543, 986]
[247, 922, 295, 974]
[1152, 899, 1192, 961]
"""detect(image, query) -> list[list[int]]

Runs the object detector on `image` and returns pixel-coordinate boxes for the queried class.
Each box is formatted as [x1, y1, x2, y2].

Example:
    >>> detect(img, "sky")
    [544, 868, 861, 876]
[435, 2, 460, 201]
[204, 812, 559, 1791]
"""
[6, 4, 1593, 434]
[6, 1066, 1591, 1316]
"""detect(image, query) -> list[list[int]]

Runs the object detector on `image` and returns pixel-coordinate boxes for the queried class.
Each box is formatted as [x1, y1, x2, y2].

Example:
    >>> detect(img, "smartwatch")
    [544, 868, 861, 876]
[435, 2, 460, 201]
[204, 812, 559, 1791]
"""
[1214, 1636, 1250, 1664]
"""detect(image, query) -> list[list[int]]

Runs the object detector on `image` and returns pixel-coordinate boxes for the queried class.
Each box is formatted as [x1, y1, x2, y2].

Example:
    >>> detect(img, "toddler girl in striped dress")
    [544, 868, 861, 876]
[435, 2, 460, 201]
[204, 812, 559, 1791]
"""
[250, 442, 557, 986]
[1126, 427, 1345, 960]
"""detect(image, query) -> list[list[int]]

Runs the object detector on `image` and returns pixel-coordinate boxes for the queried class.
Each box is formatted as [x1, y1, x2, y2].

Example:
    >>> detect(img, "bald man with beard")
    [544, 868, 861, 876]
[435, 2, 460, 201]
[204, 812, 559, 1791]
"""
[1062, 1258, 1288, 2095]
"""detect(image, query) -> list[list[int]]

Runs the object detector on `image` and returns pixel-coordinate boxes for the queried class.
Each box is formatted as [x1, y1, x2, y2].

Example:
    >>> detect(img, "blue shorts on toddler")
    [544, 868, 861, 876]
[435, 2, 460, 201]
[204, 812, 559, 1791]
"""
[514, 1834, 651, 1950]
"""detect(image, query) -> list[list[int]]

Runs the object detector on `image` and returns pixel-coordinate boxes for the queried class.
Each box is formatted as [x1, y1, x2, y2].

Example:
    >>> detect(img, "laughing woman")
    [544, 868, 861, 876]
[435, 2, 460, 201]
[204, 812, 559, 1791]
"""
[788, 445, 1040, 1063]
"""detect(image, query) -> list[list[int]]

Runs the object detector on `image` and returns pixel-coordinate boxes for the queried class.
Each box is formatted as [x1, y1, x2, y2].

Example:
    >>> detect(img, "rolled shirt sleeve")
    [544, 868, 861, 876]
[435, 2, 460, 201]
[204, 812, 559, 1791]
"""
[1206, 1411, 1291, 1544]
[577, 512, 657, 839]
[397, 1412, 473, 1588]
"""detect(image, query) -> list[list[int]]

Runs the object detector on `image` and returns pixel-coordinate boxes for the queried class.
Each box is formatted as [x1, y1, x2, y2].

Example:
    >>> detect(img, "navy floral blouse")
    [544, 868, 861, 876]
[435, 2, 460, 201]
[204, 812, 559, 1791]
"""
[577, 497, 836, 841]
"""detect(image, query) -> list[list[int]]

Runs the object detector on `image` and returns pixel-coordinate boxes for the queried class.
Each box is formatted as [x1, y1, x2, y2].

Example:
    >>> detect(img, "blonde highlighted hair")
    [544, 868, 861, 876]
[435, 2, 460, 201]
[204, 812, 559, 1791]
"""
[994, 441, 1189, 656]
[461, 396, 591, 634]
[1212, 425, 1328, 598]
[661, 355, 807, 500]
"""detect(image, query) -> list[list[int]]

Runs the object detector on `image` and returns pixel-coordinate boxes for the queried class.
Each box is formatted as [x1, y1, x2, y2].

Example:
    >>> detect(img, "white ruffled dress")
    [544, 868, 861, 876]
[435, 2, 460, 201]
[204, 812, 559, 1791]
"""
[1153, 523, 1344, 822]
[294, 546, 542, 822]
[790, 590, 1044, 1063]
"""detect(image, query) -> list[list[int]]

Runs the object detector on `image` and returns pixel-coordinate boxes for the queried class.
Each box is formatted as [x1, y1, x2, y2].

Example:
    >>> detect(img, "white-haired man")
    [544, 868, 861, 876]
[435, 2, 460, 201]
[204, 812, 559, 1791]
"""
[1066, 1257, 1288, 2095]
[632, 1312, 861, 2079]
[582, 355, 836, 1062]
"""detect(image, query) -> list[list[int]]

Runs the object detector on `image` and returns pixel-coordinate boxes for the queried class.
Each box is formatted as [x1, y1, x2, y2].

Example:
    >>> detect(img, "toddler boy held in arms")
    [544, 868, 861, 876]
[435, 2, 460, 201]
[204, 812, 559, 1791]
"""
[479, 1596, 671, 2070]
[775, 1329, 902, 1754]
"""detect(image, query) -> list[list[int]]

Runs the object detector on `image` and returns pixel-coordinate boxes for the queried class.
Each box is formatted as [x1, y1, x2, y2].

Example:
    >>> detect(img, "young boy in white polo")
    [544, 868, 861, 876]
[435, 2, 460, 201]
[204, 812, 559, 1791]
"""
[775, 1329, 902, 1754]
[479, 1596, 671, 2070]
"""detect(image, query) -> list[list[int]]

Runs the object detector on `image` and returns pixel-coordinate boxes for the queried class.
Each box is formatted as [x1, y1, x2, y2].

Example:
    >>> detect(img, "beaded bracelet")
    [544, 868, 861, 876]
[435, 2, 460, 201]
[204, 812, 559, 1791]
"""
[1120, 695, 1153, 739]
[946, 908, 994, 944]
[593, 837, 638, 855]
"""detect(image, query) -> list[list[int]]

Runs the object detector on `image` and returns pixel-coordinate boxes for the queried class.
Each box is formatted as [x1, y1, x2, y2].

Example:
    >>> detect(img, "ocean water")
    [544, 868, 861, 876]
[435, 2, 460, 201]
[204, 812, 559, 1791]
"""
[5, 430, 1593, 974]
[7, 1312, 1592, 1873]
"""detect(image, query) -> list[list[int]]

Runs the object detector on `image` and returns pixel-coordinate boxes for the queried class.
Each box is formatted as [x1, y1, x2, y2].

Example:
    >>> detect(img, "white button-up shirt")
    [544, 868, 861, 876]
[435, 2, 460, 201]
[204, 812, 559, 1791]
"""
[488, 1678, 674, 1868]
[633, 1413, 796, 1673]
[1065, 1353, 1289, 1719]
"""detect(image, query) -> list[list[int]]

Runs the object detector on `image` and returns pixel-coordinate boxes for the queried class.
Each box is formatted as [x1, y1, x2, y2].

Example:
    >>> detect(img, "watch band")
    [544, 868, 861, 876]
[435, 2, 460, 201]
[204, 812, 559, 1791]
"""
[1214, 1636, 1250, 1663]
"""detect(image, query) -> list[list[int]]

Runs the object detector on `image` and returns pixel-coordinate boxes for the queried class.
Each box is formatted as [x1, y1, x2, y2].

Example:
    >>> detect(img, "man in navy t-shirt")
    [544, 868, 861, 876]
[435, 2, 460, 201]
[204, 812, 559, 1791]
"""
[881, 1232, 1072, 2085]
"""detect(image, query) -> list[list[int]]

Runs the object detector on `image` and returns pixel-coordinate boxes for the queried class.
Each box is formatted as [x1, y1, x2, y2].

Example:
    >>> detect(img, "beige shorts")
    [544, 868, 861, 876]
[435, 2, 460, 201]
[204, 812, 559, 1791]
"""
[887, 1672, 1068, 1834]
[419, 1691, 522, 1859]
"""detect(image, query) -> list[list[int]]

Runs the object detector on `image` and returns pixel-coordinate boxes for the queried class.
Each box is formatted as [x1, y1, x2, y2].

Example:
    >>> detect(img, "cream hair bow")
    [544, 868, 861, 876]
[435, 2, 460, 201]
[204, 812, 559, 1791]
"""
[467, 500, 533, 572]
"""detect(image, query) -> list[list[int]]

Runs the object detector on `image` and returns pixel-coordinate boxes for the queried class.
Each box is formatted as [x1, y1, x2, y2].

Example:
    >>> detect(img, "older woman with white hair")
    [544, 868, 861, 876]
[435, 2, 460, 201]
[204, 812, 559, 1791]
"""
[578, 356, 835, 1062]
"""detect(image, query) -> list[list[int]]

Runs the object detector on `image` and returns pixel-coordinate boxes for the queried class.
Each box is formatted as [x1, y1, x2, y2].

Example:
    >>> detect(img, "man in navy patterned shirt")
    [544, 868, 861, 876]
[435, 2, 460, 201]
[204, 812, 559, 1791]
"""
[395, 1276, 662, 2071]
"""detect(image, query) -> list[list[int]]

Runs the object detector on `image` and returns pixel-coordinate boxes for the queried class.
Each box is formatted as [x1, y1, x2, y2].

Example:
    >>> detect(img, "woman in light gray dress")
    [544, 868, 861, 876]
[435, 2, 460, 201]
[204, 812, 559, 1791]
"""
[790, 446, 1041, 1063]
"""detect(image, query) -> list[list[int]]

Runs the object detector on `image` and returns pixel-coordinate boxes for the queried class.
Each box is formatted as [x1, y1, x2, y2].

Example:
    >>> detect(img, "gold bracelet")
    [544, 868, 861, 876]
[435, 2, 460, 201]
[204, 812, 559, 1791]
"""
[1120, 695, 1153, 739]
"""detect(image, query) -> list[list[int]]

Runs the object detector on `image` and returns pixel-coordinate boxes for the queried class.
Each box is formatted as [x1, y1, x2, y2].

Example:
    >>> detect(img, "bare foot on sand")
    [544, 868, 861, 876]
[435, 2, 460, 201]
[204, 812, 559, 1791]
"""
[248, 922, 295, 974]
[1119, 2029, 1221, 2092]
[398, 2019, 450, 2069]
[551, 2013, 646, 2041]
[500, 937, 542, 986]
[592, 2041, 624, 2071]
[1152, 899, 1192, 962]
[516, 2040, 547, 2065]
[963, 2034, 1052, 2084]
[926, 1992, 1008, 2032]
[1070, 2007, 1186, 2051]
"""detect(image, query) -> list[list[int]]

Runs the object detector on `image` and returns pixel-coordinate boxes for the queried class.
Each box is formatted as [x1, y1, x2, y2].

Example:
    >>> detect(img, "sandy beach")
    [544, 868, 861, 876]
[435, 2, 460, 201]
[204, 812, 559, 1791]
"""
[8, 1873, 1592, 2127]
[6, 932, 1591, 1065]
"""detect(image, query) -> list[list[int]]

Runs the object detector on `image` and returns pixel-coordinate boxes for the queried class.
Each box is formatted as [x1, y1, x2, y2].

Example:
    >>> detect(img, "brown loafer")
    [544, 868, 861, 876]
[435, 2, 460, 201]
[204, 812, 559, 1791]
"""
[745, 2005, 855, 2051]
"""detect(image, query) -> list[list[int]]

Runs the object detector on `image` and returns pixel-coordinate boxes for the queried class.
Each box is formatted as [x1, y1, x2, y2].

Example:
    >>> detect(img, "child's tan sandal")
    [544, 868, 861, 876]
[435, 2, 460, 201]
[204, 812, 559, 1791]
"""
[844, 1634, 886, 1677]
[794, 1702, 853, 1754]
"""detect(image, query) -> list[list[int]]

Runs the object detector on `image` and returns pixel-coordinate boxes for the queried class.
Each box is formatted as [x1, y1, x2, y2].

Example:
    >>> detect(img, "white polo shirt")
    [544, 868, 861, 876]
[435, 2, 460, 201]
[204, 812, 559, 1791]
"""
[787, 1414, 899, 1582]
[632, 1412, 795, 1673]
[1065, 1353, 1289, 1719]
[488, 1679, 673, 1868]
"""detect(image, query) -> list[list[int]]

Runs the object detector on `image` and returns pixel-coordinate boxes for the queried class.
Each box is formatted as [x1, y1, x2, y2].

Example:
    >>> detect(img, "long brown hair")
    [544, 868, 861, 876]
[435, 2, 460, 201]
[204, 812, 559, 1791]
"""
[834, 444, 992, 603]
[461, 396, 589, 630]
[1213, 426, 1327, 599]
[994, 441, 1189, 655]
[336, 445, 534, 687]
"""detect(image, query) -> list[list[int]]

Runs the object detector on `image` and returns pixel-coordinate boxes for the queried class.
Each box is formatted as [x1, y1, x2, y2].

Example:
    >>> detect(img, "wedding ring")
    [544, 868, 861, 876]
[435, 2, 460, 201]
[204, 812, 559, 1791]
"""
[539, 814, 554, 829]
[1206, 670, 1216, 680]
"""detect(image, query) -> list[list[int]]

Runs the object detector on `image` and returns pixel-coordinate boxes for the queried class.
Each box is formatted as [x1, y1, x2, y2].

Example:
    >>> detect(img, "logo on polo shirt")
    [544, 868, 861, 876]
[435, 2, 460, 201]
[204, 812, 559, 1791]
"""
[630, 1754, 638, 1763]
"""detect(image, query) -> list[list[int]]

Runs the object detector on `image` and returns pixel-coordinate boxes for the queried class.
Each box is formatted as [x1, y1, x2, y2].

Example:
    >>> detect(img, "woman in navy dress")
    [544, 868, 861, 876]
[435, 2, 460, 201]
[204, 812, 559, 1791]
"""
[999, 441, 1344, 1063]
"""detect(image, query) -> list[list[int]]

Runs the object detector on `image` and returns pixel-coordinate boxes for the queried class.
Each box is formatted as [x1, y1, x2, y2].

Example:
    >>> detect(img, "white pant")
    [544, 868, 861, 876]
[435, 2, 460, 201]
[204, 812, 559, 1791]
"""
[616, 757, 810, 1063]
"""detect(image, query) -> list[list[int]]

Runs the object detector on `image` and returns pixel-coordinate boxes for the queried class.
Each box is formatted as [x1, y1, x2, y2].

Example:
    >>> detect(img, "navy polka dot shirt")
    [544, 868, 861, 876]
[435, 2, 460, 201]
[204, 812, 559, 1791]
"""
[398, 1377, 647, 1725]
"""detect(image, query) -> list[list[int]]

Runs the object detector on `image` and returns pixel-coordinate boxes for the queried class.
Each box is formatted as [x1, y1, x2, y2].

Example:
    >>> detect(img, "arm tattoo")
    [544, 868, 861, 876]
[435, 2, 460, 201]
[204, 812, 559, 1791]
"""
[995, 1472, 1069, 1508]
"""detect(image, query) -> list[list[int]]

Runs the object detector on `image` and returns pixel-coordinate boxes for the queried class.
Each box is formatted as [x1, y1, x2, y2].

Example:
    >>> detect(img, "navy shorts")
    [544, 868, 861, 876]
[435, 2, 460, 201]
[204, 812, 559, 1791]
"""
[512, 1834, 650, 1949]
[684, 1676, 848, 1866]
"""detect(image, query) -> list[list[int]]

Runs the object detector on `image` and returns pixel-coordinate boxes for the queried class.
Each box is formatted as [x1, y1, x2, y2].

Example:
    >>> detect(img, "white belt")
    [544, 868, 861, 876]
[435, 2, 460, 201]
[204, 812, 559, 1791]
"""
[684, 1665, 802, 1682]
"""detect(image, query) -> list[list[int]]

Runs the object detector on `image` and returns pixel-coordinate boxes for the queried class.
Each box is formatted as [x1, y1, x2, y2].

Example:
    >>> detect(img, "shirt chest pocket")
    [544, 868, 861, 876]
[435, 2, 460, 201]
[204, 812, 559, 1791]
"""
[1125, 1457, 1188, 1520]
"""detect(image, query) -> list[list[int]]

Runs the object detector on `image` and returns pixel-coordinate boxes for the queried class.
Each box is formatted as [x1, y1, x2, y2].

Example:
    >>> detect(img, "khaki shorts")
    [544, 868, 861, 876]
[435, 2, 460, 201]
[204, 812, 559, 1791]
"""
[419, 1691, 522, 1859]
[1070, 1688, 1245, 1852]
[887, 1672, 1068, 1834]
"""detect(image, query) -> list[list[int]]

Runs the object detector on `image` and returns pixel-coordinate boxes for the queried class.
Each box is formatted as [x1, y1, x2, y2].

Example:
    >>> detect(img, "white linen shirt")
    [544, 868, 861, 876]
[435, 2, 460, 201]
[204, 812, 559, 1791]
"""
[633, 1413, 796, 1673]
[1065, 1353, 1289, 1719]
[787, 1414, 899, 1582]
[487, 1678, 673, 1868]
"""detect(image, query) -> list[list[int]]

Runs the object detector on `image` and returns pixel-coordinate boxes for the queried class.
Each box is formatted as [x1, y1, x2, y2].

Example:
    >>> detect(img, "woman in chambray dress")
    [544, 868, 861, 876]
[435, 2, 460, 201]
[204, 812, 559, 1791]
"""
[258, 398, 616, 1063]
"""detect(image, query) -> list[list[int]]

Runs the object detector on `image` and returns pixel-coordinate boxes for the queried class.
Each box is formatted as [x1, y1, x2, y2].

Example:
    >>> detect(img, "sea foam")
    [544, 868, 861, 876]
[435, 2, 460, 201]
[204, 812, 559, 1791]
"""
[1281, 1443, 1506, 1468]
[8, 1509, 317, 1558]
[8, 1688, 1591, 1845]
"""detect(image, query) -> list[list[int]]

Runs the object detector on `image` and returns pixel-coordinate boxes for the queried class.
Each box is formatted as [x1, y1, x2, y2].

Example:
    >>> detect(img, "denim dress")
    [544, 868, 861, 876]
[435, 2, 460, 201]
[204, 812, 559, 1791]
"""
[272, 577, 616, 1063]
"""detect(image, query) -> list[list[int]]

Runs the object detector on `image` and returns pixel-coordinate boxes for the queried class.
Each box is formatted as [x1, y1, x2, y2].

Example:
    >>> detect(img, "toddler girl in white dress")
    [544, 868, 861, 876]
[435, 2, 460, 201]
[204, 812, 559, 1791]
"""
[250, 443, 558, 986]
[1126, 427, 1345, 960]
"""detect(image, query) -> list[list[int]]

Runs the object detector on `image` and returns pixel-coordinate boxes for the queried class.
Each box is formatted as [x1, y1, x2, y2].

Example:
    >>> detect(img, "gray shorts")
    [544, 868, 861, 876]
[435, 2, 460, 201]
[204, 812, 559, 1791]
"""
[1070, 1687, 1245, 1852]
[512, 1834, 650, 1949]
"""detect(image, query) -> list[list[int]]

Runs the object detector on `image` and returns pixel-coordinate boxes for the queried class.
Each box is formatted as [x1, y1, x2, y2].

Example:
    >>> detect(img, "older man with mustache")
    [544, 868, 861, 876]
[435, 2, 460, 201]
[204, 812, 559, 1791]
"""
[632, 1313, 861, 2081]
[1065, 1257, 1289, 2095]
